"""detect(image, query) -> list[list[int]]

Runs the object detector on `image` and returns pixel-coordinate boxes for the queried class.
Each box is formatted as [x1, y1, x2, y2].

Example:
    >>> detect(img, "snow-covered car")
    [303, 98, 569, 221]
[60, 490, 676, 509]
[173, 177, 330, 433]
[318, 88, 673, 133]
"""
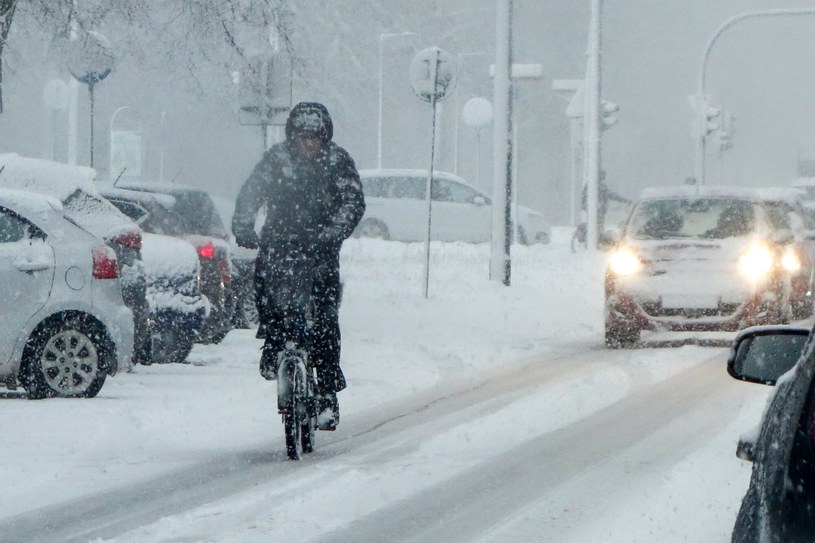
[605, 186, 793, 347]
[141, 233, 208, 364]
[0, 188, 134, 398]
[0, 154, 152, 365]
[354, 169, 550, 244]
[102, 184, 235, 344]
[755, 188, 815, 319]
[727, 325, 814, 542]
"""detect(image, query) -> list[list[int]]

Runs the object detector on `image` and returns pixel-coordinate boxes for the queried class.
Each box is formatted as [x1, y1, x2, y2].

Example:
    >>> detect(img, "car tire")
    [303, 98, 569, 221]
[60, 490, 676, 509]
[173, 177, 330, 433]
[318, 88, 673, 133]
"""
[356, 219, 390, 240]
[604, 324, 640, 349]
[152, 331, 195, 364]
[23, 316, 109, 399]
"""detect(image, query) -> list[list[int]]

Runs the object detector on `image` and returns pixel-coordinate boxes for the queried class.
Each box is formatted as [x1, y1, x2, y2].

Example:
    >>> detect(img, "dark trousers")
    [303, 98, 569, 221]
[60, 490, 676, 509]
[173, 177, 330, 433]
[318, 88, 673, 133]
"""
[254, 246, 346, 394]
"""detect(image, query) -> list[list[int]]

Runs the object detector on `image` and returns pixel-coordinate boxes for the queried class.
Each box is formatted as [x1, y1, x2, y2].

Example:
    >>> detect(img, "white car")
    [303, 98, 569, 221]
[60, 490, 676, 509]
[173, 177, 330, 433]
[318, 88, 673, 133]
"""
[0, 188, 134, 398]
[355, 169, 550, 244]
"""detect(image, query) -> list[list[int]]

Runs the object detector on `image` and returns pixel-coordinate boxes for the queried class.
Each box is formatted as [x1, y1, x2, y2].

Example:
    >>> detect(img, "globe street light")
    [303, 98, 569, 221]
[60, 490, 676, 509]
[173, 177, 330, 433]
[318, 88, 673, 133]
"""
[378, 31, 417, 169]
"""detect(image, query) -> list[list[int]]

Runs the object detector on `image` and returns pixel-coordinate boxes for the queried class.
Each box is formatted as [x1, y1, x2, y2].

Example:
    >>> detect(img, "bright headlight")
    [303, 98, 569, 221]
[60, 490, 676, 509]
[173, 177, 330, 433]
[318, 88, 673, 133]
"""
[738, 244, 773, 280]
[781, 250, 802, 272]
[609, 248, 642, 276]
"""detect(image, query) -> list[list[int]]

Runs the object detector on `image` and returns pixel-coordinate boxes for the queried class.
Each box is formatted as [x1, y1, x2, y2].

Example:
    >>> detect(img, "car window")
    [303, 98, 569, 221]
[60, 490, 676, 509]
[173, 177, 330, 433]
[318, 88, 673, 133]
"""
[169, 191, 228, 239]
[62, 189, 135, 239]
[392, 177, 426, 200]
[362, 178, 388, 198]
[109, 199, 149, 224]
[763, 201, 793, 231]
[444, 180, 485, 204]
[0, 208, 26, 243]
[432, 180, 455, 202]
[628, 198, 756, 240]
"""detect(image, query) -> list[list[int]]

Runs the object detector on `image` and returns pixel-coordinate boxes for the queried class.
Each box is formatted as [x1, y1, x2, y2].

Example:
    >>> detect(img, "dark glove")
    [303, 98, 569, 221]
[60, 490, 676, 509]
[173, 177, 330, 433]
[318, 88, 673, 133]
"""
[235, 230, 260, 250]
[318, 225, 344, 246]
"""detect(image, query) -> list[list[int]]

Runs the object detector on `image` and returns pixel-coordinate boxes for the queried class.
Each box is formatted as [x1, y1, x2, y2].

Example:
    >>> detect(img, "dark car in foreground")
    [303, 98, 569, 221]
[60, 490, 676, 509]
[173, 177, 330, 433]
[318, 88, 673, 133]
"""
[605, 187, 793, 347]
[727, 324, 815, 542]
[102, 184, 234, 344]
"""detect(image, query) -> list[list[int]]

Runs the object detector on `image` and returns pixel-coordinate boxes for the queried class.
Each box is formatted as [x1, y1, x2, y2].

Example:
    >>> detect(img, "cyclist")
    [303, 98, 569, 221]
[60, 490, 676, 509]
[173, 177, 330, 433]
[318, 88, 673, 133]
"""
[580, 171, 629, 236]
[232, 102, 365, 430]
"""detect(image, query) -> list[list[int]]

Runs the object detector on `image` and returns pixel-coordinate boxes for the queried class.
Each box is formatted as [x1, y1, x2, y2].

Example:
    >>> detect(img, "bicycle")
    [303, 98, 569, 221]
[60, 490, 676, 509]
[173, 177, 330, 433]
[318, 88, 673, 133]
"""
[276, 341, 317, 460]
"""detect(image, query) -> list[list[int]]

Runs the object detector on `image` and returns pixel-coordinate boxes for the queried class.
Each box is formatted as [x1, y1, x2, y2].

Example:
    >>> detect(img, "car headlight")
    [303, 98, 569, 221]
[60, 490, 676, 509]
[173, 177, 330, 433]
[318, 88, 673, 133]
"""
[738, 244, 773, 280]
[609, 247, 642, 276]
[781, 250, 802, 273]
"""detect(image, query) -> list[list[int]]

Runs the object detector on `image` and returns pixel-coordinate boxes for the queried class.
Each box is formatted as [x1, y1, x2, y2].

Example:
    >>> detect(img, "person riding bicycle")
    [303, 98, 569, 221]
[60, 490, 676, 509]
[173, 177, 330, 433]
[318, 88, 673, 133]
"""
[580, 171, 629, 240]
[232, 102, 365, 430]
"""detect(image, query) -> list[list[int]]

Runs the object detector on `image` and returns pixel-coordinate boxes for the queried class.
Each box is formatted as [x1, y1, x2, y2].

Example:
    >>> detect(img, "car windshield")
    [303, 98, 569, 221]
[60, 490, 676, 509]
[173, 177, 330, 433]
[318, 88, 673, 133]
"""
[627, 198, 755, 240]
[169, 191, 228, 239]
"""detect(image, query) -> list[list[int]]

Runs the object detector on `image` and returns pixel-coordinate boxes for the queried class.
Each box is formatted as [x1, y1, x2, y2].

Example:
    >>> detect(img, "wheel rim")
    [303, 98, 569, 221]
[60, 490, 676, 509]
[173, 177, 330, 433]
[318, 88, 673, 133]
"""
[40, 330, 100, 396]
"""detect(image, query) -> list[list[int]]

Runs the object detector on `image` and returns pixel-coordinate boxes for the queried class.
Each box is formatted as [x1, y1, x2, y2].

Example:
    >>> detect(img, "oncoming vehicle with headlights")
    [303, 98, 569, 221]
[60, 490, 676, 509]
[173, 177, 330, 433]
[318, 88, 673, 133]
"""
[605, 187, 795, 347]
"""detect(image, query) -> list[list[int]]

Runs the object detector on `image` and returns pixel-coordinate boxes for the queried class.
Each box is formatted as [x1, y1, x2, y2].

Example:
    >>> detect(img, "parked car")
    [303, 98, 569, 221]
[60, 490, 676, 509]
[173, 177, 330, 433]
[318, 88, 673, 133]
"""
[727, 324, 815, 542]
[756, 188, 815, 319]
[0, 188, 134, 398]
[605, 186, 793, 347]
[102, 184, 235, 343]
[0, 154, 152, 365]
[141, 232, 208, 364]
[354, 169, 550, 244]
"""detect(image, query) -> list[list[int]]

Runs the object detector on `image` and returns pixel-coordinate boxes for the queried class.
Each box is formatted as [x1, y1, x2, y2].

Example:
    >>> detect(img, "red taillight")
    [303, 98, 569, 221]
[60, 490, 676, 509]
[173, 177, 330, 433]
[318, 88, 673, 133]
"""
[92, 245, 119, 279]
[113, 230, 143, 251]
[197, 241, 216, 259]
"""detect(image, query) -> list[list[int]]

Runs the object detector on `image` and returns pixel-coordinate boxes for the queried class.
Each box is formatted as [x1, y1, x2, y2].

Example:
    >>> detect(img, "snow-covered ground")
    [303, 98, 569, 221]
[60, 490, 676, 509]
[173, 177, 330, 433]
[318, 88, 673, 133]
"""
[0, 240, 771, 542]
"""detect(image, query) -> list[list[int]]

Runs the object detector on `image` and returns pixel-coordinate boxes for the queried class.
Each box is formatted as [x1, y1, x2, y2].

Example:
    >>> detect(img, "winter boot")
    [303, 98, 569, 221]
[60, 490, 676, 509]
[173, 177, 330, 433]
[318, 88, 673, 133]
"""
[317, 392, 339, 431]
[259, 345, 278, 380]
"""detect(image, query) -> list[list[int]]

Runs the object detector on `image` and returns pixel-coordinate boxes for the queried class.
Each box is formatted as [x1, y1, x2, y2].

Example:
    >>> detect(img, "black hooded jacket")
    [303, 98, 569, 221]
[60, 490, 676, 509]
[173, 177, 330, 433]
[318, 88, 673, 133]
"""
[232, 104, 365, 254]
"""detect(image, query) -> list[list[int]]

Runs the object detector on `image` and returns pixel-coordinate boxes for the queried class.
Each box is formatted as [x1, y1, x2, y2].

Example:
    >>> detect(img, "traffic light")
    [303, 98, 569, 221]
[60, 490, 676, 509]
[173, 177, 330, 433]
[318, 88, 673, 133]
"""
[704, 105, 721, 136]
[714, 111, 734, 150]
[601, 99, 619, 131]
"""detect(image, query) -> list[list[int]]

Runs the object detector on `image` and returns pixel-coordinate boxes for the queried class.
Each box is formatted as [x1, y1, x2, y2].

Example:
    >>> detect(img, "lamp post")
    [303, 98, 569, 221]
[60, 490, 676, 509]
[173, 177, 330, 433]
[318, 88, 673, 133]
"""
[378, 31, 417, 169]
[694, 8, 815, 187]
[109, 105, 130, 179]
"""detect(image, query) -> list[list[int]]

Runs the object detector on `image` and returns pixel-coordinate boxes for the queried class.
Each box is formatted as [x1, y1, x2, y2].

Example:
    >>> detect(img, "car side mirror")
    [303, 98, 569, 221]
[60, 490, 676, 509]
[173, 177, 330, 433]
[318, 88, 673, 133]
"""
[473, 195, 487, 206]
[727, 325, 810, 385]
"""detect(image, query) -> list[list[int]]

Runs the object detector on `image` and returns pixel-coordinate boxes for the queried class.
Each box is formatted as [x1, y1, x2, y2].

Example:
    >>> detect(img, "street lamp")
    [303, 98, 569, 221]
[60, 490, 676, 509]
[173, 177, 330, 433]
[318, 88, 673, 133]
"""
[378, 31, 417, 169]
[694, 8, 815, 187]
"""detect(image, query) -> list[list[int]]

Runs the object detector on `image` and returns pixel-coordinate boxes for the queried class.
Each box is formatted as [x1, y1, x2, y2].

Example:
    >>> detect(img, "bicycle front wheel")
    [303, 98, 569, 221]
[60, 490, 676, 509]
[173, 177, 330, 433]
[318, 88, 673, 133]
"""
[283, 364, 314, 460]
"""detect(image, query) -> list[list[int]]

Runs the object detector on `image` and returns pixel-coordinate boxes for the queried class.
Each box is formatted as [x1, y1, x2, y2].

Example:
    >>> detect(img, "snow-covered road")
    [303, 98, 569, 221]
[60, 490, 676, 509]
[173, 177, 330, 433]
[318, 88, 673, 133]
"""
[0, 242, 773, 542]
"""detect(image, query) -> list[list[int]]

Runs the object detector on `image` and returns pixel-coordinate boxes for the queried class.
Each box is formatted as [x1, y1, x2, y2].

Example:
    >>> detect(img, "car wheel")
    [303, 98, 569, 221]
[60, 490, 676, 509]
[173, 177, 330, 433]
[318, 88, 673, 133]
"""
[207, 329, 229, 344]
[356, 219, 390, 240]
[23, 317, 108, 399]
[604, 324, 640, 349]
[152, 331, 195, 364]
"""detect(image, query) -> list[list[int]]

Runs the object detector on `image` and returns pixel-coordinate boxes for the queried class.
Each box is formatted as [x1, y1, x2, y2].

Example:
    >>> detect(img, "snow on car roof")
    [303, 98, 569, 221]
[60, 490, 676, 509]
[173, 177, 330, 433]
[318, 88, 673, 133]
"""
[0, 153, 96, 200]
[0, 154, 137, 239]
[791, 177, 815, 188]
[752, 187, 806, 204]
[359, 168, 471, 184]
[98, 186, 177, 208]
[638, 185, 760, 201]
[117, 181, 208, 196]
[0, 187, 63, 215]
